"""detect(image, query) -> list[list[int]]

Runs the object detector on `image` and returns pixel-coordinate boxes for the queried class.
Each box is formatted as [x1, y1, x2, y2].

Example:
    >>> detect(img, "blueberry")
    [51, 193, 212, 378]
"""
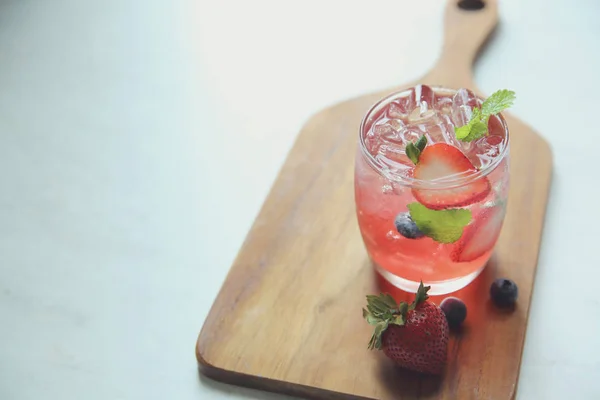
[490, 278, 518, 307]
[394, 213, 424, 239]
[440, 297, 467, 329]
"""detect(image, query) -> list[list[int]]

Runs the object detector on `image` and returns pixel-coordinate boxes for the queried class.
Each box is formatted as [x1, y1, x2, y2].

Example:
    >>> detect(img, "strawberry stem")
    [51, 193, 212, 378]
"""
[409, 281, 430, 311]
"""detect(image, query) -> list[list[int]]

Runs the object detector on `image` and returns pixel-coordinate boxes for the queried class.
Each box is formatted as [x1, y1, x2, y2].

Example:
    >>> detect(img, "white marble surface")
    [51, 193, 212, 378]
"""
[1, 0, 599, 399]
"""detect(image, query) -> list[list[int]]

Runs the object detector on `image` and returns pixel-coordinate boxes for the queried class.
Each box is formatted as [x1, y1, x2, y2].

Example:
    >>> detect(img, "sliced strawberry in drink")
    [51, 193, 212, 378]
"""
[412, 143, 490, 210]
[451, 206, 506, 262]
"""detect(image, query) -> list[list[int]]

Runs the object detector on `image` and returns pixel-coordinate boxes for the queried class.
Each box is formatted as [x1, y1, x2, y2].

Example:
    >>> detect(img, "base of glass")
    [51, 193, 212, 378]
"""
[375, 264, 485, 295]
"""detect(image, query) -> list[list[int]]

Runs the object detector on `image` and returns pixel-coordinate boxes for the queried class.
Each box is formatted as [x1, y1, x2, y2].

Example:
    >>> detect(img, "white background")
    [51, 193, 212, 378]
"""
[1, 0, 599, 399]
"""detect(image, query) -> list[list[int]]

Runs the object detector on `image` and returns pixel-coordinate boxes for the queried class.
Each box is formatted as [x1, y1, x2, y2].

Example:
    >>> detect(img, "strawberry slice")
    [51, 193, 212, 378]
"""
[412, 143, 490, 210]
[451, 206, 506, 262]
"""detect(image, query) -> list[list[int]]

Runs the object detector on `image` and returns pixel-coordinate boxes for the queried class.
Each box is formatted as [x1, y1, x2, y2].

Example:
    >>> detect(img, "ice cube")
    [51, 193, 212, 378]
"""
[364, 131, 382, 154]
[414, 84, 435, 112]
[453, 105, 473, 127]
[460, 134, 504, 169]
[408, 107, 437, 124]
[406, 108, 457, 145]
[476, 154, 494, 169]
[376, 152, 413, 183]
[391, 84, 435, 121]
[398, 127, 421, 144]
[453, 88, 479, 108]
[373, 119, 407, 146]
[487, 114, 505, 136]
[378, 143, 410, 165]
[451, 88, 479, 127]
[373, 117, 419, 149]
[387, 119, 406, 132]
[375, 126, 414, 177]
[436, 95, 454, 116]
[387, 91, 415, 120]
[476, 135, 503, 158]
[373, 123, 396, 137]
[387, 102, 410, 120]
[377, 129, 412, 165]
[438, 113, 461, 146]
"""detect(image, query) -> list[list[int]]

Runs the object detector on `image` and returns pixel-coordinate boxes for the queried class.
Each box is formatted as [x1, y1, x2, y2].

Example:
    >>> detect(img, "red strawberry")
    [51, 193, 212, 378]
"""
[412, 143, 490, 210]
[363, 282, 449, 375]
[451, 205, 506, 262]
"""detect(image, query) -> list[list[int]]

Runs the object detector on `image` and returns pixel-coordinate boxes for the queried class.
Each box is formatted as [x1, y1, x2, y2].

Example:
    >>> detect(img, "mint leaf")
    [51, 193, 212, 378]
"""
[407, 202, 472, 244]
[454, 107, 485, 141]
[405, 142, 420, 164]
[481, 89, 516, 116]
[416, 135, 427, 152]
[454, 121, 473, 141]
[461, 120, 488, 142]
[405, 135, 427, 164]
[455, 89, 515, 142]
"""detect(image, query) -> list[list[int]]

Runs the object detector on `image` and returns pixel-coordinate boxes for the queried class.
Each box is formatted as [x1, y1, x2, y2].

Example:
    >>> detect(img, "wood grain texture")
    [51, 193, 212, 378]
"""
[196, 0, 553, 399]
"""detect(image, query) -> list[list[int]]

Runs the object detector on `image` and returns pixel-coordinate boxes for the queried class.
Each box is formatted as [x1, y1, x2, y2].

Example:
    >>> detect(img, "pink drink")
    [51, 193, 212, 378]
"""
[355, 85, 509, 295]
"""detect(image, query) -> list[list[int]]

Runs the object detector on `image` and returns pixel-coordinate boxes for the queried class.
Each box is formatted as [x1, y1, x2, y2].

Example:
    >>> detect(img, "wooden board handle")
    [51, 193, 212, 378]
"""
[424, 0, 499, 91]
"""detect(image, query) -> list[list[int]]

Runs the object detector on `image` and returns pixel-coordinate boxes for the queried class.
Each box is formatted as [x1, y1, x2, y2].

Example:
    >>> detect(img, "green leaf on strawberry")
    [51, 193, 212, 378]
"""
[363, 282, 431, 350]
[407, 202, 472, 244]
[366, 294, 395, 317]
[363, 282, 449, 375]
[392, 315, 404, 326]
[380, 293, 399, 310]
[363, 308, 380, 325]
[409, 281, 429, 311]
[398, 302, 408, 316]
[369, 321, 388, 350]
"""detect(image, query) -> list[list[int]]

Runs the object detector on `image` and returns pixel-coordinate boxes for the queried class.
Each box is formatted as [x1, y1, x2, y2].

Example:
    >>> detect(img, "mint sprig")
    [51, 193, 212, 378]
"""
[455, 89, 515, 142]
[407, 203, 472, 244]
[405, 135, 427, 164]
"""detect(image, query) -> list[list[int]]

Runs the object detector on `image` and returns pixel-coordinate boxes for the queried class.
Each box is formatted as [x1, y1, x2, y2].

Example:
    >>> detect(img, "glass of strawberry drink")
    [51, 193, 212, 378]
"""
[355, 85, 512, 295]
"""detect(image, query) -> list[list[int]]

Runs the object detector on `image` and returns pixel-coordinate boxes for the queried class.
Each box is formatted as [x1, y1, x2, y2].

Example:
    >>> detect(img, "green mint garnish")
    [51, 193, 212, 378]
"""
[406, 144, 419, 164]
[415, 135, 427, 152]
[454, 108, 488, 142]
[407, 202, 472, 244]
[405, 135, 427, 164]
[481, 89, 517, 116]
[454, 89, 515, 142]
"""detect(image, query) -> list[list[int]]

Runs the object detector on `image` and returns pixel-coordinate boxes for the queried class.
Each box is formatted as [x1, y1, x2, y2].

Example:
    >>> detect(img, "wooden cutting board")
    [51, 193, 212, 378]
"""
[196, 1, 553, 399]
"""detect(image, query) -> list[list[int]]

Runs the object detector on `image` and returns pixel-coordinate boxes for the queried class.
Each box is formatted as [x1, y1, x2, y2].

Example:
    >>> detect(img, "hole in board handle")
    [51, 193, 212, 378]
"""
[458, 0, 485, 11]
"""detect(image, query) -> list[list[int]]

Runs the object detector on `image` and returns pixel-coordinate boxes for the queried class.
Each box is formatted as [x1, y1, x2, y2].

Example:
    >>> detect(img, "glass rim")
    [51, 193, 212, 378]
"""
[358, 85, 510, 190]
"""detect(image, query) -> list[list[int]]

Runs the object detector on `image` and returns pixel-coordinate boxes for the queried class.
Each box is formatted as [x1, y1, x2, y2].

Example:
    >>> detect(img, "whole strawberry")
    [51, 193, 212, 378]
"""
[363, 282, 449, 375]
